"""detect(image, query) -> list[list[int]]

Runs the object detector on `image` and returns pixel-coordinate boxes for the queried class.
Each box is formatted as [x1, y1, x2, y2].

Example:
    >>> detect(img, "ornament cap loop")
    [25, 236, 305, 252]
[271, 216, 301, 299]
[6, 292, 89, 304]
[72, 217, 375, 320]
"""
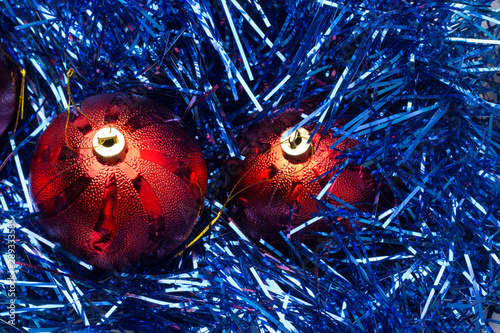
[281, 127, 311, 160]
[92, 127, 126, 163]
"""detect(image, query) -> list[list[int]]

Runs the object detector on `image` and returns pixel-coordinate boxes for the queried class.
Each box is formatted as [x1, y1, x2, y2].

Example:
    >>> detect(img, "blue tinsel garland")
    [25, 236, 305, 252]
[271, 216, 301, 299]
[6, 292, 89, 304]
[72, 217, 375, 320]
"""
[0, 0, 499, 332]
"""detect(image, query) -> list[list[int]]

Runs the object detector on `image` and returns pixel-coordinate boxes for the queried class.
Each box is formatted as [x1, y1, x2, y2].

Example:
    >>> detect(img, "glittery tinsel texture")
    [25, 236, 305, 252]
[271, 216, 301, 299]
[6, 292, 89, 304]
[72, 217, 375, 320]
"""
[0, 0, 499, 332]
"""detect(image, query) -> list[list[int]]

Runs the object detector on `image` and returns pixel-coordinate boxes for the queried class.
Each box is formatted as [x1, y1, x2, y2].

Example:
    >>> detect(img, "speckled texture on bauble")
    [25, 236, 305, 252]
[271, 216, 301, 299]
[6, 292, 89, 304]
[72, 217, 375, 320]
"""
[232, 110, 379, 249]
[29, 92, 207, 270]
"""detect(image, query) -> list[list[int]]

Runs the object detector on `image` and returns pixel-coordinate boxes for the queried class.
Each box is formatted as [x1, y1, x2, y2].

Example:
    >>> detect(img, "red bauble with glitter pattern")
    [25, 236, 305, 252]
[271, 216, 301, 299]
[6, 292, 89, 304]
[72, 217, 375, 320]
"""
[232, 109, 378, 249]
[0, 43, 19, 137]
[29, 93, 207, 270]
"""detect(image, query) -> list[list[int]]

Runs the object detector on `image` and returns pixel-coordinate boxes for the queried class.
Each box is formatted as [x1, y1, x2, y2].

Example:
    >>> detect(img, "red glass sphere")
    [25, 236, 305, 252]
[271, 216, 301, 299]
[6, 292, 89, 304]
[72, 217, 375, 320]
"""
[29, 93, 207, 270]
[0, 43, 19, 137]
[231, 109, 378, 249]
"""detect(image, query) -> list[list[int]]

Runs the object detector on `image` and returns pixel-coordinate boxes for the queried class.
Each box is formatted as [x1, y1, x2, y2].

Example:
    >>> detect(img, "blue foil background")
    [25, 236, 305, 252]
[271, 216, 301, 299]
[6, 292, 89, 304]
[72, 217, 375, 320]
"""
[0, 0, 499, 331]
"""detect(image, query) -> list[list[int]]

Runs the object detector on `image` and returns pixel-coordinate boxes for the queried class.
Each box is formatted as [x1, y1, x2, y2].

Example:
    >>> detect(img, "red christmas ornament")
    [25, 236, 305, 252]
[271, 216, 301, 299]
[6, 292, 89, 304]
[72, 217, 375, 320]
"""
[0, 43, 19, 137]
[29, 93, 207, 270]
[231, 109, 378, 249]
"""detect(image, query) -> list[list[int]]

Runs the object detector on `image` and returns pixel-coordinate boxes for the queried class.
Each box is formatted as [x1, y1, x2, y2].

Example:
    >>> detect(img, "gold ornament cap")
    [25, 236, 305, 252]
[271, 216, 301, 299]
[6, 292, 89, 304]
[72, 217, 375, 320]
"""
[281, 127, 311, 161]
[92, 127, 126, 163]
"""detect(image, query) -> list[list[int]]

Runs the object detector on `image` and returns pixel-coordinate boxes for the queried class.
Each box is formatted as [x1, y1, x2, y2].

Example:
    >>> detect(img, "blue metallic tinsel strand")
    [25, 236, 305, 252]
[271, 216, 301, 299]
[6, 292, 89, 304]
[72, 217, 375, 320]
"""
[0, 0, 499, 332]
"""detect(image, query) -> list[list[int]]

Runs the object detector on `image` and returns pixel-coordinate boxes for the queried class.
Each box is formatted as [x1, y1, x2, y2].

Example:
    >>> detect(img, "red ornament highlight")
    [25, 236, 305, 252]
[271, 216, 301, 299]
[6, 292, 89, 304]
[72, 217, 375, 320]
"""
[29, 93, 208, 270]
[231, 110, 379, 249]
[0, 43, 19, 137]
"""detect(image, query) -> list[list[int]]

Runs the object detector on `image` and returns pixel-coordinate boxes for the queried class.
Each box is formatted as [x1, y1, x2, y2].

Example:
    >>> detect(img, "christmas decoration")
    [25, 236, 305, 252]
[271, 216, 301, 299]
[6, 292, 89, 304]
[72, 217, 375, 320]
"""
[1, 0, 500, 332]
[0, 42, 19, 137]
[29, 92, 208, 270]
[231, 109, 385, 249]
